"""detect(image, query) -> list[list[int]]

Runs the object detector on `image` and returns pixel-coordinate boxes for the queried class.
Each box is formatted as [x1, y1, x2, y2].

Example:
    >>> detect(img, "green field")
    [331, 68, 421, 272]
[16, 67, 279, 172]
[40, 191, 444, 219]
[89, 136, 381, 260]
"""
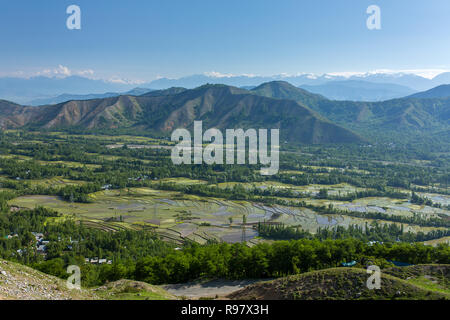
[1, 130, 449, 246]
[9, 186, 446, 244]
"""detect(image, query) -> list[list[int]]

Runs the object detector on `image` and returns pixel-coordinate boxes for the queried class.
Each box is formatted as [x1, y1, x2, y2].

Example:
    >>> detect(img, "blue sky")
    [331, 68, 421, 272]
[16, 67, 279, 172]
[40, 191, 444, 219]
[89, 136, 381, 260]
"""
[1, 0, 450, 82]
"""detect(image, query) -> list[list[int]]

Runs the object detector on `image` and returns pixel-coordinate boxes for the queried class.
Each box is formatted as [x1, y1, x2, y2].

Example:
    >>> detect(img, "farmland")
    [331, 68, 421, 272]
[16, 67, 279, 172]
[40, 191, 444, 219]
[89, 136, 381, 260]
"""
[0, 128, 449, 299]
[0, 130, 448, 247]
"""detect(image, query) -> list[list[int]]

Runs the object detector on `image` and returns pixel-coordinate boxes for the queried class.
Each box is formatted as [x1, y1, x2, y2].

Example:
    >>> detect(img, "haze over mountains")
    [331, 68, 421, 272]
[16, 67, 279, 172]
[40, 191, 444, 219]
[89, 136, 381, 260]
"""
[3, 71, 450, 105]
[299, 81, 415, 102]
[408, 84, 450, 99]
[28, 88, 152, 106]
[0, 81, 448, 145]
[0, 76, 137, 105]
[145, 72, 447, 91]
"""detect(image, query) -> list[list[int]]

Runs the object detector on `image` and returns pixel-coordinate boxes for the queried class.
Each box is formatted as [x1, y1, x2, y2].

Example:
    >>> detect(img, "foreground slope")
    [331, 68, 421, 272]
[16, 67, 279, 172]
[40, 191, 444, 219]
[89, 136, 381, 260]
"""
[0, 259, 98, 300]
[94, 279, 178, 300]
[227, 267, 449, 300]
[383, 264, 450, 295]
[0, 259, 177, 300]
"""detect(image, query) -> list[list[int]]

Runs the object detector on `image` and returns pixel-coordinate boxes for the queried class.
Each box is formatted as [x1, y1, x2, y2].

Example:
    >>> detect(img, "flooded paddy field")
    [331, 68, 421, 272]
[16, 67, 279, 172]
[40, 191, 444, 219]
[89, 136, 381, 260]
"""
[8, 185, 447, 244]
[216, 181, 369, 197]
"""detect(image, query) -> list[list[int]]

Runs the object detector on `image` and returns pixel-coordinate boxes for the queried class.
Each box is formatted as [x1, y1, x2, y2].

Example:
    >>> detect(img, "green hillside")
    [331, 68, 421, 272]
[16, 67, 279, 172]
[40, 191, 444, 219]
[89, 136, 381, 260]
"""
[408, 85, 450, 99]
[227, 267, 449, 300]
[0, 84, 363, 144]
[251, 81, 450, 134]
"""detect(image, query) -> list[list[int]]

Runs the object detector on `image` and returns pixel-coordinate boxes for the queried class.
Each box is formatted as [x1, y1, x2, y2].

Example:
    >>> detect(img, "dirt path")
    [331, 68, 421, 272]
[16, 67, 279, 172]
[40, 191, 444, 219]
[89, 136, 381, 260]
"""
[161, 279, 264, 299]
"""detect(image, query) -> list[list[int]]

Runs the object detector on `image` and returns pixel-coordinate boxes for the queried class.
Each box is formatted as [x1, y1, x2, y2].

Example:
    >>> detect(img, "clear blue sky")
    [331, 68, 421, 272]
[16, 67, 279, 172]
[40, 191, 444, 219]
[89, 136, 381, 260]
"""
[1, 0, 449, 82]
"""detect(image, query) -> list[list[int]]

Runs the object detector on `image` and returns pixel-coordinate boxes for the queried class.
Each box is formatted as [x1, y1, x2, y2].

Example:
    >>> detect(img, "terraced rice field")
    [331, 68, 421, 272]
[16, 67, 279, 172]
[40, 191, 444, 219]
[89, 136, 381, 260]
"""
[216, 181, 370, 196]
[8, 185, 446, 244]
[0, 176, 87, 188]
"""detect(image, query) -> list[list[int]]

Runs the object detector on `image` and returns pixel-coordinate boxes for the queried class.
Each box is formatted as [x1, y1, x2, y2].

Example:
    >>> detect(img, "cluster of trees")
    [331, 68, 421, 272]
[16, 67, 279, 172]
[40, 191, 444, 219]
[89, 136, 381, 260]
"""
[0, 205, 449, 287]
[0, 130, 449, 288]
[0, 206, 175, 270]
[1, 130, 449, 196]
[257, 222, 450, 243]
[133, 239, 450, 284]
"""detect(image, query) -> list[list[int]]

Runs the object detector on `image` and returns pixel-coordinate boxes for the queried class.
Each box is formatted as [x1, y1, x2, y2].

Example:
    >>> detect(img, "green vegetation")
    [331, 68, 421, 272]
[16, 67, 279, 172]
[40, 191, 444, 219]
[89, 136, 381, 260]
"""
[0, 127, 448, 298]
[1, 206, 449, 287]
[227, 267, 449, 300]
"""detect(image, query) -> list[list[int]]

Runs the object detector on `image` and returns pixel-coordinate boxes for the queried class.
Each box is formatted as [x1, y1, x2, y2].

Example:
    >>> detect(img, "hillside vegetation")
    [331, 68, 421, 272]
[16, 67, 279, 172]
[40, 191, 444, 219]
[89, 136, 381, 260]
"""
[227, 266, 450, 300]
[0, 84, 363, 144]
[251, 81, 450, 134]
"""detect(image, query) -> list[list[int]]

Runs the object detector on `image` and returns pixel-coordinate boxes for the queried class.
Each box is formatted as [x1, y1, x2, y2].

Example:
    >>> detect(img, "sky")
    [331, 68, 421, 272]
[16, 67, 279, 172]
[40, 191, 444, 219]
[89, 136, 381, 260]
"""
[1, 0, 450, 83]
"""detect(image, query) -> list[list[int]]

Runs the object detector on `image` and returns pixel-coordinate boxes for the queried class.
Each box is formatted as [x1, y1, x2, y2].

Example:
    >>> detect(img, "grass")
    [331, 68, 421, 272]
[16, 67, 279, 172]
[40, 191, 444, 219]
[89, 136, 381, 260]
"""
[407, 276, 450, 295]
[384, 264, 450, 295]
[94, 279, 177, 300]
[227, 267, 449, 300]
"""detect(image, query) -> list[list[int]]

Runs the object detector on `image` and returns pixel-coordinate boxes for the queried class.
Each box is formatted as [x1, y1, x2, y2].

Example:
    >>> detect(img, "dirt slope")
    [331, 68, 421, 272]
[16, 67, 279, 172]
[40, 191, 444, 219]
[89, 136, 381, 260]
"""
[0, 259, 98, 300]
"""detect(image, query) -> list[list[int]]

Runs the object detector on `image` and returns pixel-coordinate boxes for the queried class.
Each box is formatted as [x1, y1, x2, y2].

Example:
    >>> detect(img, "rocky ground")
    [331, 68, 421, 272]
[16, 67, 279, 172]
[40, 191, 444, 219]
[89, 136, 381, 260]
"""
[162, 279, 263, 299]
[0, 259, 98, 300]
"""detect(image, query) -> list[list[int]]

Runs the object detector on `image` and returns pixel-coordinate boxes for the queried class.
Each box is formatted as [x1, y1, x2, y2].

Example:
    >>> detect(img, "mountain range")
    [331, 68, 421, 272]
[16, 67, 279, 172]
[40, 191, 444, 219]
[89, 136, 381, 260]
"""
[299, 80, 415, 102]
[0, 84, 362, 144]
[145, 72, 445, 91]
[3, 71, 450, 105]
[251, 81, 450, 133]
[0, 76, 137, 105]
[28, 88, 152, 106]
[0, 81, 449, 145]
[408, 84, 450, 99]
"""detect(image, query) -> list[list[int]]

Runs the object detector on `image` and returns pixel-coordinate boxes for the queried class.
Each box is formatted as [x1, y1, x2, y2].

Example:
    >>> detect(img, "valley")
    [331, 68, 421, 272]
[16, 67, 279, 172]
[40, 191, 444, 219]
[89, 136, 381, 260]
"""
[0, 82, 448, 300]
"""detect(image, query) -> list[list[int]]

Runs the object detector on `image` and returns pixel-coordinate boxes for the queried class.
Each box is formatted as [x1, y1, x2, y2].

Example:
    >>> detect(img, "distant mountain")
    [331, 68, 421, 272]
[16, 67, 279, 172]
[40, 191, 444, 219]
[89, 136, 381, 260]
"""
[145, 72, 445, 91]
[0, 84, 363, 144]
[430, 72, 450, 85]
[1, 77, 448, 141]
[141, 87, 187, 97]
[125, 88, 154, 96]
[29, 88, 153, 106]
[250, 81, 327, 107]
[250, 81, 450, 133]
[2, 71, 449, 105]
[299, 80, 416, 102]
[0, 76, 136, 104]
[30, 92, 119, 106]
[350, 73, 433, 91]
[144, 74, 282, 90]
[408, 84, 450, 99]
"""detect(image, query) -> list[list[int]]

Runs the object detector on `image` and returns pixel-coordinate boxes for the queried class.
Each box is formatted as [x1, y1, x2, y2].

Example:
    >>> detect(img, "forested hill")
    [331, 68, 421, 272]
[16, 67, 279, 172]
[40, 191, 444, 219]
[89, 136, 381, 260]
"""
[0, 81, 448, 143]
[0, 84, 362, 144]
[251, 81, 450, 135]
[408, 84, 450, 99]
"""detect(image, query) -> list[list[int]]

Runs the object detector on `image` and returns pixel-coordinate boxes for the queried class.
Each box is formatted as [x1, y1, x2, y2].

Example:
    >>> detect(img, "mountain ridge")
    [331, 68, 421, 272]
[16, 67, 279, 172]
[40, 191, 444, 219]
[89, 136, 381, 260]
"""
[2, 71, 450, 105]
[251, 81, 450, 133]
[408, 84, 450, 99]
[0, 84, 363, 144]
[300, 80, 416, 102]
